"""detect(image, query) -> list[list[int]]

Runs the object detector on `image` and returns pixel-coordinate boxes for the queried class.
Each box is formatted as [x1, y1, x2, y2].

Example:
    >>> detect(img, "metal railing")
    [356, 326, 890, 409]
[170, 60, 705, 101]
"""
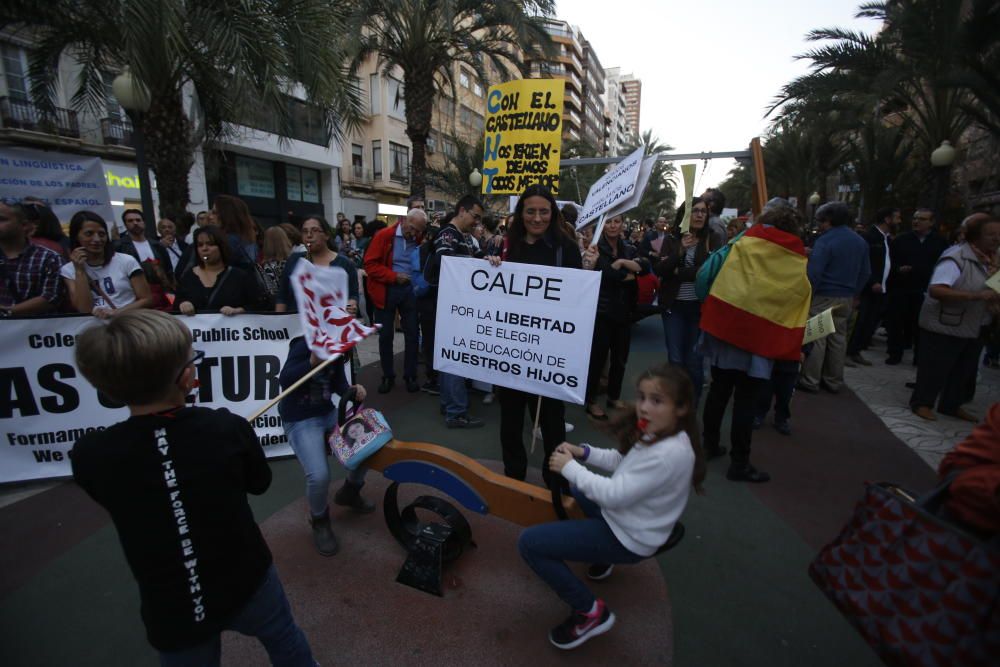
[0, 97, 80, 138]
[100, 117, 133, 146]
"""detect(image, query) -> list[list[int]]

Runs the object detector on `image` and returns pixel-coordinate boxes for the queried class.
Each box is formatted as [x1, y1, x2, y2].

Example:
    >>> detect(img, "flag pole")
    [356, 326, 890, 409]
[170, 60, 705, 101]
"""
[245, 354, 341, 423]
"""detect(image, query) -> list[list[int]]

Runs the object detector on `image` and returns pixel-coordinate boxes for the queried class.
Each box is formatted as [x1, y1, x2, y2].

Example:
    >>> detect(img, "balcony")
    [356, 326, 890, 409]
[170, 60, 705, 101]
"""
[100, 117, 133, 146]
[231, 96, 330, 147]
[0, 97, 80, 138]
[343, 165, 376, 187]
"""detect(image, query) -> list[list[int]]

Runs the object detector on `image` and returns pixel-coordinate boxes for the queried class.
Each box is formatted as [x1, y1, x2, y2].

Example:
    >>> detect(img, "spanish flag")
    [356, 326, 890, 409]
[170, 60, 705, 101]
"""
[700, 224, 812, 361]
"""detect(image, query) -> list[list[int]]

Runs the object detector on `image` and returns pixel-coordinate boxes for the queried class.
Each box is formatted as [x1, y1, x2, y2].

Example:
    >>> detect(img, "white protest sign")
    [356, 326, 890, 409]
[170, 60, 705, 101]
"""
[434, 256, 600, 404]
[577, 146, 645, 228]
[0, 313, 307, 483]
[603, 155, 658, 220]
[678, 163, 697, 233]
[802, 307, 836, 344]
[0, 146, 114, 224]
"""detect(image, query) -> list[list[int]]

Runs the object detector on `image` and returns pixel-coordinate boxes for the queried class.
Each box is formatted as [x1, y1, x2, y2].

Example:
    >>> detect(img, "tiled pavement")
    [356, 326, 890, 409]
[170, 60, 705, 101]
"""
[843, 334, 997, 470]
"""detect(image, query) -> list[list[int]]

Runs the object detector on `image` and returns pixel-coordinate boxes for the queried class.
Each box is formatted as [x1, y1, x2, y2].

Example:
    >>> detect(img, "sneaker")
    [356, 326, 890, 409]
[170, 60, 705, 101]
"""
[421, 380, 440, 395]
[849, 353, 872, 367]
[446, 415, 485, 429]
[482, 392, 495, 405]
[405, 377, 420, 393]
[586, 563, 614, 581]
[549, 599, 616, 650]
[774, 420, 791, 436]
[534, 422, 575, 439]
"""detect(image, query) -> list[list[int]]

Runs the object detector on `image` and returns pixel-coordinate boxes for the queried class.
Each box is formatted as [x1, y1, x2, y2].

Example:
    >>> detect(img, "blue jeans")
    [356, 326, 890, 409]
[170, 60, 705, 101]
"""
[159, 565, 315, 667]
[518, 490, 643, 611]
[285, 412, 367, 517]
[439, 371, 468, 419]
[662, 299, 705, 403]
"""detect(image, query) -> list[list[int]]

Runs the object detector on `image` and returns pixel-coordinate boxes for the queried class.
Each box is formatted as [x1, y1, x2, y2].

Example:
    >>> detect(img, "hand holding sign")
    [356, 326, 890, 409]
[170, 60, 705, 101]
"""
[802, 307, 836, 345]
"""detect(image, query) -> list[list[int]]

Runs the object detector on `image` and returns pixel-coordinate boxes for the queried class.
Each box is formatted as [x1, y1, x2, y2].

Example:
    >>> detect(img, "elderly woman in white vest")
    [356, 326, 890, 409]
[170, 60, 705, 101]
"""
[910, 214, 1000, 422]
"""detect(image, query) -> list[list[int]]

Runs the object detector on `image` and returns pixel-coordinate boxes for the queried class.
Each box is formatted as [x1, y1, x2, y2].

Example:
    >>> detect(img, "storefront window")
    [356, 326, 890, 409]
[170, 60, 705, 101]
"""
[301, 169, 320, 203]
[236, 156, 275, 198]
[286, 166, 302, 201]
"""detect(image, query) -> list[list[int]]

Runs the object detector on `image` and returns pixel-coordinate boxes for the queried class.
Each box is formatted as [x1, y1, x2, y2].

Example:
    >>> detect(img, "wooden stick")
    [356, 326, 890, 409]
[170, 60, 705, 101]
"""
[529, 395, 543, 453]
[245, 353, 341, 423]
[588, 213, 607, 249]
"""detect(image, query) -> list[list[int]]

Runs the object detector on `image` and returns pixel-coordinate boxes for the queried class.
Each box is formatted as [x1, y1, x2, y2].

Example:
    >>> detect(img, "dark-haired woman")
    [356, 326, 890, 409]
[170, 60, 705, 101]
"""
[60, 211, 152, 318]
[275, 216, 359, 314]
[493, 185, 582, 490]
[581, 214, 647, 420]
[22, 199, 69, 260]
[176, 226, 262, 316]
[211, 194, 259, 266]
[654, 197, 722, 405]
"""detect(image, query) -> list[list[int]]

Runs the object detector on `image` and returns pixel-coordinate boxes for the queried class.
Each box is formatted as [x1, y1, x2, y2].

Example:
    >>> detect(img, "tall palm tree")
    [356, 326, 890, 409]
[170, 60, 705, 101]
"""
[621, 129, 677, 220]
[346, 0, 555, 200]
[2, 0, 364, 217]
[426, 136, 501, 210]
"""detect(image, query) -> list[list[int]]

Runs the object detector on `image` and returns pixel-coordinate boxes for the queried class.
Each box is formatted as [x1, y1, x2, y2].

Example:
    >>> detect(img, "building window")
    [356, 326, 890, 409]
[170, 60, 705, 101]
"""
[372, 140, 382, 180]
[459, 105, 483, 132]
[472, 81, 483, 97]
[369, 74, 380, 114]
[386, 76, 405, 121]
[1, 43, 30, 101]
[389, 142, 409, 183]
[286, 166, 321, 203]
[443, 137, 456, 158]
[459, 70, 470, 89]
[351, 144, 363, 179]
[235, 156, 276, 199]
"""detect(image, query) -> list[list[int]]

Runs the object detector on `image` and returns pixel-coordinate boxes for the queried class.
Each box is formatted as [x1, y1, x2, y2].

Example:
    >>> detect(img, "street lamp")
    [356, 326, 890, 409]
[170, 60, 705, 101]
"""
[469, 168, 483, 189]
[112, 69, 157, 240]
[929, 140, 956, 221]
[808, 191, 821, 228]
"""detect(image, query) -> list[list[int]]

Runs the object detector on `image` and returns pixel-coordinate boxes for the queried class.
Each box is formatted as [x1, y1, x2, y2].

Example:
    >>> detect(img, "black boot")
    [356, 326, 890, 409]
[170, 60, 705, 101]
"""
[334, 480, 375, 514]
[310, 511, 339, 556]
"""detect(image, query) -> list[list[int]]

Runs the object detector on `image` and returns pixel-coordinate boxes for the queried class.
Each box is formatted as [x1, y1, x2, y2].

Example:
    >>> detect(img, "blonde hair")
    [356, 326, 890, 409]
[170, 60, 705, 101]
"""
[76, 311, 192, 404]
[262, 226, 292, 261]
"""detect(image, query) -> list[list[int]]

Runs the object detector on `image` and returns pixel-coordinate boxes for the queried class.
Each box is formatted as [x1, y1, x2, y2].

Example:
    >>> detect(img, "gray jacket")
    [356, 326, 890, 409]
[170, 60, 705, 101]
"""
[918, 243, 989, 339]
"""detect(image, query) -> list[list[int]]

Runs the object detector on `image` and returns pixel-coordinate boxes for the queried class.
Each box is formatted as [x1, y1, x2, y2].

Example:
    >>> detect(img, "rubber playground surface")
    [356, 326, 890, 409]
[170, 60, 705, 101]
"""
[0, 317, 936, 665]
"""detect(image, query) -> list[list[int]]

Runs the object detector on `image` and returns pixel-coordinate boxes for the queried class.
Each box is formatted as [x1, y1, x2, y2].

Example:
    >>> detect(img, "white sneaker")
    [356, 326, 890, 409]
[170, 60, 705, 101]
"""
[533, 422, 574, 439]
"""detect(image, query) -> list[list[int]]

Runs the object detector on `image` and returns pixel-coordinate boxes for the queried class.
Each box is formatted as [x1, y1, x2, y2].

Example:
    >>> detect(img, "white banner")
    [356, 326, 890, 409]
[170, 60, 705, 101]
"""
[0, 146, 114, 224]
[577, 146, 645, 227]
[433, 257, 600, 404]
[0, 313, 308, 484]
[603, 155, 657, 220]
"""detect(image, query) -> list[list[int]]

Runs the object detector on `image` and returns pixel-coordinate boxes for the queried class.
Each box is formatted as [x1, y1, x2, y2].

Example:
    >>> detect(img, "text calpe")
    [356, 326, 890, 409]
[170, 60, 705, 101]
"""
[470, 269, 562, 301]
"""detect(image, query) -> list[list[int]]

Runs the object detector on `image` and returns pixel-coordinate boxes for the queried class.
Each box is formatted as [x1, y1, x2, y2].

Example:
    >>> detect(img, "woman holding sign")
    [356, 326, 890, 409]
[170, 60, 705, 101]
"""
[653, 198, 722, 405]
[495, 185, 583, 490]
[581, 215, 648, 420]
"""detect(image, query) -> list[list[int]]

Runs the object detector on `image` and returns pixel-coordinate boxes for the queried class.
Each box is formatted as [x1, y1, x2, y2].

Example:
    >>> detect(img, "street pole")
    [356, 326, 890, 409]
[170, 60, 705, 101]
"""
[129, 110, 158, 240]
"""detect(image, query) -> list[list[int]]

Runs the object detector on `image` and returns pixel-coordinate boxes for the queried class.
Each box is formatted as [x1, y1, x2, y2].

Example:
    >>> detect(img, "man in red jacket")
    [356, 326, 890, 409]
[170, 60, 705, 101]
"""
[364, 208, 427, 393]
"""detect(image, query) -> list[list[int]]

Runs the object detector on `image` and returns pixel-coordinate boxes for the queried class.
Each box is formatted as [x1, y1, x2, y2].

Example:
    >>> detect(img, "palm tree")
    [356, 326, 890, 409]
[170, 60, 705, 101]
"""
[346, 0, 555, 200]
[620, 129, 677, 220]
[2, 0, 364, 217]
[426, 136, 501, 210]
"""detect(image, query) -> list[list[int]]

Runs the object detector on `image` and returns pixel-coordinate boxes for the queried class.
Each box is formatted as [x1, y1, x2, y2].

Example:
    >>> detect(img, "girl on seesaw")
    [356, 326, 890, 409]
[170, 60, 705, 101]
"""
[518, 363, 705, 650]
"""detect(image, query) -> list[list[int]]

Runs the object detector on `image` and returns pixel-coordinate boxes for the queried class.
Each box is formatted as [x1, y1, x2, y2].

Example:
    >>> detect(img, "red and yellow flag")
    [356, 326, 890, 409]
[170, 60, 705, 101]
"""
[700, 224, 812, 361]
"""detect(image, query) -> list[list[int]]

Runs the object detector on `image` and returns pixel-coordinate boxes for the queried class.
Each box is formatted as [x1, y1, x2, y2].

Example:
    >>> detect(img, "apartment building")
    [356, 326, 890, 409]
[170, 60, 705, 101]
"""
[523, 19, 586, 144]
[579, 39, 606, 154]
[621, 73, 642, 137]
[604, 67, 632, 156]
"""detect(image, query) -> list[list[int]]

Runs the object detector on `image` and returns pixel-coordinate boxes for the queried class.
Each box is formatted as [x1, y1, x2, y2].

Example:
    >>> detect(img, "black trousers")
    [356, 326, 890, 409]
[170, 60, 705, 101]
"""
[910, 328, 983, 414]
[497, 386, 565, 489]
[375, 284, 418, 380]
[586, 315, 632, 405]
[755, 361, 799, 424]
[847, 290, 886, 356]
[416, 295, 437, 382]
[886, 290, 924, 360]
[703, 366, 763, 467]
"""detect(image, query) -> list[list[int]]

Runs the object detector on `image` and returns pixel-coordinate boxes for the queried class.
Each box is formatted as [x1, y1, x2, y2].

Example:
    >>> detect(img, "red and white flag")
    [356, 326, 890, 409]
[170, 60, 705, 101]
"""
[291, 260, 378, 359]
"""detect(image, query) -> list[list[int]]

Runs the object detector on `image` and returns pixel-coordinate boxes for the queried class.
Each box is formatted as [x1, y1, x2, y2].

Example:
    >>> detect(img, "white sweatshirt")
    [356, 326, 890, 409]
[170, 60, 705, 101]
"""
[561, 432, 695, 557]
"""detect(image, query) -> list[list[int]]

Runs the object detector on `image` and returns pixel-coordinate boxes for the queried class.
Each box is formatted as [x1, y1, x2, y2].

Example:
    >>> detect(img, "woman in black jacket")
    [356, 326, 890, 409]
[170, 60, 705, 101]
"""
[653, 198, 722, 404]
[581, 214, 647, 419]
[496, 185, 582, 490]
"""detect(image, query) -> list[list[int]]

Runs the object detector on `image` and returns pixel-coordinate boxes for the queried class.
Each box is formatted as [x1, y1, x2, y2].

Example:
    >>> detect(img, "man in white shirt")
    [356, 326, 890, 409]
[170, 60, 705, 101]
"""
[115, 209, 175, 297]
[848, 207, 900, 365]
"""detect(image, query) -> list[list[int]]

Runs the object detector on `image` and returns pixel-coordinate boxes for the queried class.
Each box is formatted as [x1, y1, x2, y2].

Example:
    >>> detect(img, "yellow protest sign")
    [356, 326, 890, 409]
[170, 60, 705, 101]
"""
[679, 164, 696, 233]
[802, 307, 836, 344]
[482, 79, 564, 195]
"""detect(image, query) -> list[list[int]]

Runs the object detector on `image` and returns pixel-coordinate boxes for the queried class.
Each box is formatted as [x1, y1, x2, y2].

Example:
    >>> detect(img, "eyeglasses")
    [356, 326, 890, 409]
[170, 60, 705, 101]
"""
[176, 349, 205, 383]
[691, 208, 709, 215]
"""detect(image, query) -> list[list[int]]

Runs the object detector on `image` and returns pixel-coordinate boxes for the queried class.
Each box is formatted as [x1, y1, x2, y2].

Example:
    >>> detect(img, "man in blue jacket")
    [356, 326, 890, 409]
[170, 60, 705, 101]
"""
[799, 202, 871, 393]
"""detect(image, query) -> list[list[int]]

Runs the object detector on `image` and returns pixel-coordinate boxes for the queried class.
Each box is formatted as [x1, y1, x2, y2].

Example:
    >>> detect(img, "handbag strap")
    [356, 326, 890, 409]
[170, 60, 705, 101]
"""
[204, 267, 231, 308]
[914, 470, 962, 513]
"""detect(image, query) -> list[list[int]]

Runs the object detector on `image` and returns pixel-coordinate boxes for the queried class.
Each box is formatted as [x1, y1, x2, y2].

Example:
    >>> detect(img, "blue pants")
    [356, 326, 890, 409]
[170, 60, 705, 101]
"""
[662, 300, 705, 403]
[158, 565, 315, 667]
[518, 490, 643, 611]
[376, 284, 418, 380]
[439, 372, 468, 419]
[284, 412, 366, 517]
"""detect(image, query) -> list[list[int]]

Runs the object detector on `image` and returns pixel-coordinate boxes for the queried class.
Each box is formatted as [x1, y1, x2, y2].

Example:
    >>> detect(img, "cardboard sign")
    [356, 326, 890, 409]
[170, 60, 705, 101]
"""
[577, 146, 645, 227]
[802, 307, 836, 344]
[603, 155, 658, 220]
[433, 257, 599, 404]
[482, 79, 564, 195]
[678, 163, 697, 233]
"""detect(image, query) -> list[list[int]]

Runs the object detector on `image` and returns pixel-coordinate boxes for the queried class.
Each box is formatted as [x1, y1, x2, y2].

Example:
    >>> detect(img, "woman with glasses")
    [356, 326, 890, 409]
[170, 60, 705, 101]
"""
[61, 211, 153, 319]
[653, 197, 723, 404]
[275, 216, 359, 315]
[175, 226, 262, 316]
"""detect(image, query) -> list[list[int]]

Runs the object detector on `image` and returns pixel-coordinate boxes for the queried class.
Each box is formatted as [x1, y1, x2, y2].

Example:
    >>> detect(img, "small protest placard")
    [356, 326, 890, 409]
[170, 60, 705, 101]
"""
[679, 164, 697, 233]
[434, 257, 600, 404]
[577, 146, 645, 228]
[482, 79, 564, 195]
[802, 307, 836, 344]
[986, 270, 1000, 293]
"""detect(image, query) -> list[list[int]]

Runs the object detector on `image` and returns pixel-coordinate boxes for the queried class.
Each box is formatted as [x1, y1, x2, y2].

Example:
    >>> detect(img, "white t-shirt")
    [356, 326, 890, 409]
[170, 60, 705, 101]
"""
[929, 260, 961, 288]
[132, 239, 155, 262]
[60, 253, 143, 309]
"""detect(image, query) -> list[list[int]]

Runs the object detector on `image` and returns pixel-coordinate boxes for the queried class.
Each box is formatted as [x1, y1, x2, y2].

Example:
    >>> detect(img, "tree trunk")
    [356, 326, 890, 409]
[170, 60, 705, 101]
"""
[142, 88, 193, 220]
[404, 70, 436, 201]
